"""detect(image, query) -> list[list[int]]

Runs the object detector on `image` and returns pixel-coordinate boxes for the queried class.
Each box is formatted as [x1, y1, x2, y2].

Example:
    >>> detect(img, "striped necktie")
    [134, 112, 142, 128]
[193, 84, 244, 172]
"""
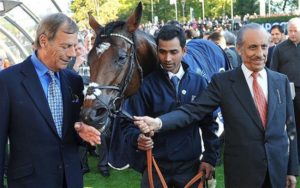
[252, 72, 268, 128]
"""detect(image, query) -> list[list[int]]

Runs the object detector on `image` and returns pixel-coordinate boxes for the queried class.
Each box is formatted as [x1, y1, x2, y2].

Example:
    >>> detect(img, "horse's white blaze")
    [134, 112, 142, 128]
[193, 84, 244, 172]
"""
[84, 82, 102, 100]
[96, 42, 110, 56]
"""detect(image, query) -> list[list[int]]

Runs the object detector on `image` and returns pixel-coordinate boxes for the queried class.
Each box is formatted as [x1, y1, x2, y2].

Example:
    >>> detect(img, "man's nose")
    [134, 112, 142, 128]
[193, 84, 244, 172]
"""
[68, 46, 76, 58]
[165, 53, 172, 61]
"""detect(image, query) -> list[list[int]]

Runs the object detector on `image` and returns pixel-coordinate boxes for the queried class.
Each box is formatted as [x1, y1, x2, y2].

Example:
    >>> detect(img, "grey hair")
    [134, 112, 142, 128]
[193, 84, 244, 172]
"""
[35, 13, 78, 48]
[288, 17, 300, 29]
[236, 23, 269, 47]
[223, 31, 236, 46]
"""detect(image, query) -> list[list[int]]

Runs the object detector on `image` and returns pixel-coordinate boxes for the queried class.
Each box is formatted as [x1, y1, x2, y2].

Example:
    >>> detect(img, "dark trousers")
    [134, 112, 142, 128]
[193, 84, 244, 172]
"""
[78, 144, 89, 171]
[98, 129, 111, 170]
[294, 92, 300, 163]
[141, 158, 200, 188]
[261, 171, 272, 188]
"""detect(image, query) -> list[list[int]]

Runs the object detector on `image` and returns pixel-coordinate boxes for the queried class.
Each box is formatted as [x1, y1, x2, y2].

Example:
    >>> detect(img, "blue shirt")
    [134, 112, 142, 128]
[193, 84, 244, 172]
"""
[31, 52, 61, 98]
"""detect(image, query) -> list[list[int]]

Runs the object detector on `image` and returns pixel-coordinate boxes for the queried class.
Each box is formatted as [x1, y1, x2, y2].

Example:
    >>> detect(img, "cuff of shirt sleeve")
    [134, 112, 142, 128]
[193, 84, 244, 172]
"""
[155, 117, 162, 132]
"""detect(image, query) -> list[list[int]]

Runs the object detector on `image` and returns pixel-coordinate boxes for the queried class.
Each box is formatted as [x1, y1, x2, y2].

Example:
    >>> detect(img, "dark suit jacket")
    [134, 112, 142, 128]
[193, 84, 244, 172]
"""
[265, 45, 275, 68]
[159, 67, 298, 187]
[0, 56, 84, 188]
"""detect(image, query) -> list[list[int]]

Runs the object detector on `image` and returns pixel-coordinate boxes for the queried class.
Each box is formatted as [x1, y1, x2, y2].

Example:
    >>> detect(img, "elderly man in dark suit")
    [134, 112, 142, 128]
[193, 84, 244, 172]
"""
[0, 13, 100, 188]
[134, 23, 298, 188]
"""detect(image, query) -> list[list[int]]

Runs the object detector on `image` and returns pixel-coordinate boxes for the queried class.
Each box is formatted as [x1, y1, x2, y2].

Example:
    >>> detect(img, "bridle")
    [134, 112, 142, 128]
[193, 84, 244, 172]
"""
[84, 32, 143, 126]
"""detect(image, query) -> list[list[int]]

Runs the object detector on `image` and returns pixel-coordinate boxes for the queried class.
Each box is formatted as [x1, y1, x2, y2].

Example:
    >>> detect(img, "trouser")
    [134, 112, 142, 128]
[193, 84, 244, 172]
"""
[78, 144, 89, 171]
[141, 158, 200, 188]
[294, 91, 300, 162]
[98, 128, 111, 170]
[4, 141, 9, 176]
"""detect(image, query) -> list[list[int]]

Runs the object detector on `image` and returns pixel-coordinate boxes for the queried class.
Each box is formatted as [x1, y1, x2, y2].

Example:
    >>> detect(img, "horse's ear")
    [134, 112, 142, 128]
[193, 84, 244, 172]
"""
[126, 2, 142, 33]
[88, 12, 103, 35]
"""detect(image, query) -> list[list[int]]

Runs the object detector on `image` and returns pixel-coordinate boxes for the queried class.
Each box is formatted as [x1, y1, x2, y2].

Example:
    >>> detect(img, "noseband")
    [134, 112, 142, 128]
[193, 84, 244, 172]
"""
[84, 32, 142, 123]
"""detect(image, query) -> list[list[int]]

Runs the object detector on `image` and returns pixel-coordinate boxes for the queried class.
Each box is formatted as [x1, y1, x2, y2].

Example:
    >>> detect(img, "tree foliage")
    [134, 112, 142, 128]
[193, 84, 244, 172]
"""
[70, 0, 298, 28]
[233, 0, 259, 18]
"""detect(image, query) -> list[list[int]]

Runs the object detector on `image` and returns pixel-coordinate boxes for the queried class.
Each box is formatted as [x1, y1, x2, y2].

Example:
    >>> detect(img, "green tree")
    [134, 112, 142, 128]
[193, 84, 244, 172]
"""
[70, 0, 126, 28]
[233, 0, 259, 18]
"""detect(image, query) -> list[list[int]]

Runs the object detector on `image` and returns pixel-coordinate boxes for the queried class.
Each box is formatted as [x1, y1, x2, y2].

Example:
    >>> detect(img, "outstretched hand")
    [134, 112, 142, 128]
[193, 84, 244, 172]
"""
[133, 116, 161, 134]
[74, 122, 101, 146]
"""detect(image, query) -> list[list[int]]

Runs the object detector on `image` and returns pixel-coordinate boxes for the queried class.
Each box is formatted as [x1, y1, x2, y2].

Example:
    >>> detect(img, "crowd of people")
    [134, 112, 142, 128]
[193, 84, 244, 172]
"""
[0, 8, 299, 188]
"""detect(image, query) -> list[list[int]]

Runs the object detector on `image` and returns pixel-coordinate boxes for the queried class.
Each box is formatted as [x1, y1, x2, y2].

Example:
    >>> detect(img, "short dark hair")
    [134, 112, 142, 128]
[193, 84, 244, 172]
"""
[207, 32, 223, 42]
[270, 24, 284, 33]
[155, 24, 186, 48]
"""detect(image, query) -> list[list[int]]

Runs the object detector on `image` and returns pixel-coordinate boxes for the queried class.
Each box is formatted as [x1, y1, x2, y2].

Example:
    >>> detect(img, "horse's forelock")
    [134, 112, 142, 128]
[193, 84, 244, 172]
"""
[94, 21, 127, 47]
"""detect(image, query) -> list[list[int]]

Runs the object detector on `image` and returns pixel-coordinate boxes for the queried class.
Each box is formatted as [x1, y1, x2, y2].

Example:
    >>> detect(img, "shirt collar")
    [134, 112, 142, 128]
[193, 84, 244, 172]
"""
[241, 64, 267, 79]
[31, 51, 60, 79]
[168, 64, 185, 80]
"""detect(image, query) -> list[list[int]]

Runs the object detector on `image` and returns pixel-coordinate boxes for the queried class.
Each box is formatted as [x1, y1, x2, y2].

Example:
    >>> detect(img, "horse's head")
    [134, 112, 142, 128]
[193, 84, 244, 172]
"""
[80, 2, 158, 132]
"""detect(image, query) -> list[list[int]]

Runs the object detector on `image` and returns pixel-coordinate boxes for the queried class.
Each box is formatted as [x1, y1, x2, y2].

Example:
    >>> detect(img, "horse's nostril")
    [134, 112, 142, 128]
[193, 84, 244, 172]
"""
[96, 107, 107, 117]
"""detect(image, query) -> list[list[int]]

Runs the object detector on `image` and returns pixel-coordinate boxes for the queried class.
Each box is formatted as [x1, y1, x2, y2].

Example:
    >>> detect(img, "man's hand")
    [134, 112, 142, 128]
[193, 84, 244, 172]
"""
[133, 116, 161, 134]
[74, 122, 101, 146]
[286, 175, 297, 188]
[199, 161, 215, 180]
[137, 134, 154, 151]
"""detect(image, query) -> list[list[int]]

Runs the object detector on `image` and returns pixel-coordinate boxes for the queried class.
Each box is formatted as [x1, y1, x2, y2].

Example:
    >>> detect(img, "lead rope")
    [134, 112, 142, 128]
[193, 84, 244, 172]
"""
[147, 148, 167, 188]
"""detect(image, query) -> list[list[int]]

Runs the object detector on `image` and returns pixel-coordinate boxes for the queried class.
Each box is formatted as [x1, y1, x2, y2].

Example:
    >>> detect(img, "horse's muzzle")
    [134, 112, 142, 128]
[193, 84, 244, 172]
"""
[80, 107, 111, 132]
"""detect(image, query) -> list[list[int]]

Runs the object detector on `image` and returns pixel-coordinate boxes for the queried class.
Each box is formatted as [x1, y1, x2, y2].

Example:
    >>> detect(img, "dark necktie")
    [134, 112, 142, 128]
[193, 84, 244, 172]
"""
[171, 76, 180, 93]
[252, 72, 268, 128]
[48, 71, 63, 137]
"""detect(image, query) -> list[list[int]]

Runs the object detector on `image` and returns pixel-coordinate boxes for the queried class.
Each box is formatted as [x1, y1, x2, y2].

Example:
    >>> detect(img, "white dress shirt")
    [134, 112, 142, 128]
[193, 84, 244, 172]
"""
[241, 64, 268, 102]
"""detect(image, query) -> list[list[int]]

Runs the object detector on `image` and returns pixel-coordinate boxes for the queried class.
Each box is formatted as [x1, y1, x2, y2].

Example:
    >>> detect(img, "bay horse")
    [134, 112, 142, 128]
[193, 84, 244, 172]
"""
[80, 2, 158, 132]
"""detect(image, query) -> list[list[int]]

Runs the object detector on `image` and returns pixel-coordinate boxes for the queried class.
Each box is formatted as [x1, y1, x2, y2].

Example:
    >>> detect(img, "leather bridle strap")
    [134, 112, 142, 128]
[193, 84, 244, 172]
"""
[147, 149, 167, 188]
[184, 171, 205, 188]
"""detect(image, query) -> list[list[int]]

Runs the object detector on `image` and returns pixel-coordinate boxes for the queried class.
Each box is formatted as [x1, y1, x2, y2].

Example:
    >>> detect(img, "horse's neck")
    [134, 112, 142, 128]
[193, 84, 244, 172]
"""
[135, 31, 158, 76]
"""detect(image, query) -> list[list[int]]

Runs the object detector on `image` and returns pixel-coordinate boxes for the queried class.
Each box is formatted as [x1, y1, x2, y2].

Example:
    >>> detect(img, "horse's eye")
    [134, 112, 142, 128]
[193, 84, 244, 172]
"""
[118, 55, 127, 61]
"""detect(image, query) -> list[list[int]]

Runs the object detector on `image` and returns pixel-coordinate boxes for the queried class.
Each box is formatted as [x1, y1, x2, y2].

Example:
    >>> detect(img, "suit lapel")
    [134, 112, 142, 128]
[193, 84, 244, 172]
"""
[21, 59, 59, 136]
[266, 69, 279, 128]
[231, 68, 264, 131]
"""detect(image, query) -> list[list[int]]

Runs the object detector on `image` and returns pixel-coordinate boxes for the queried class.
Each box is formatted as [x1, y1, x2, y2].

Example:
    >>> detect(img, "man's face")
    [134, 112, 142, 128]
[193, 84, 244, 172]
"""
[237, 29, 269, 72]
[75, 42, 87, 57]
[271, 28, 284, 44]
[157, 38, 185, 74]
[288, 23, 300, 44]
[42, 23, 78, 71]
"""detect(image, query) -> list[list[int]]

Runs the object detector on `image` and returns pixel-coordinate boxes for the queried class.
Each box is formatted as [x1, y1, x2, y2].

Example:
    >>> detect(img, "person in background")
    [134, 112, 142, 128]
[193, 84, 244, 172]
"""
[270, 17, 300, 165]
[223, 30, 242, 66]
[0, 13, 100, 188]
[208, 31, 239, 69]
[266, 25, 285, 67]
[122, 24, 219, 187]
[134, 23, 298, 188]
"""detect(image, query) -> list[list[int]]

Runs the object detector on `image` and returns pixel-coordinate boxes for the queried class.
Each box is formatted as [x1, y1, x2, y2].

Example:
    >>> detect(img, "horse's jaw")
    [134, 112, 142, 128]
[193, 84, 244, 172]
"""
[80, 108, 111, 133]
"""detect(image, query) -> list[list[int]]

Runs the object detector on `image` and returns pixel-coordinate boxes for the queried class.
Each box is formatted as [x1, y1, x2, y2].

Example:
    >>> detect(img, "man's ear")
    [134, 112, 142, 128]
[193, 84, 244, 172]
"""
[236, 46, 242, 56]
[39, 34, 48, 47]
[182, 46, 187, 55]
